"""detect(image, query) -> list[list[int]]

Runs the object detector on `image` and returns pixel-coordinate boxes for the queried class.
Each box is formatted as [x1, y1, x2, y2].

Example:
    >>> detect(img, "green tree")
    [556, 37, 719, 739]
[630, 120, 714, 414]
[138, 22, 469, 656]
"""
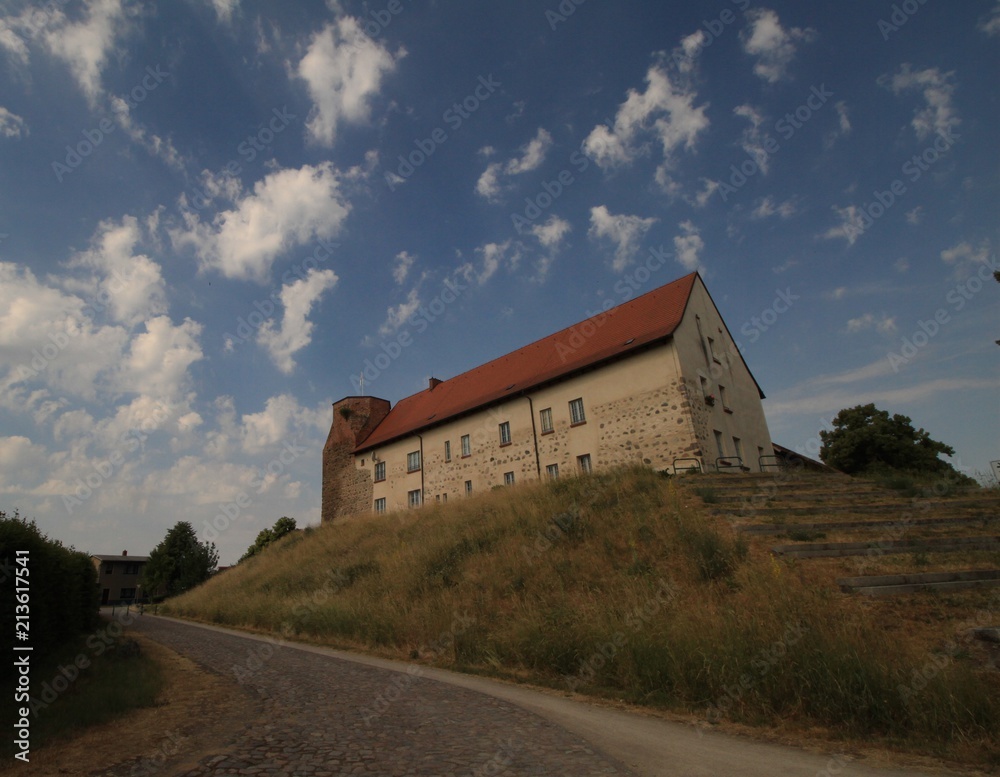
[141, 521, 218, 598]
[819, 403, 967, 478]
[239, 516, 297, 563]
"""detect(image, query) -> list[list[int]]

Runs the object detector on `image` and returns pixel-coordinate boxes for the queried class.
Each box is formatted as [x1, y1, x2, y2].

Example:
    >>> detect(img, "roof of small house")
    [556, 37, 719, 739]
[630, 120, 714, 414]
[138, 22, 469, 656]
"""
[355, 272, 760, 451]
[92, 555, 150, 563]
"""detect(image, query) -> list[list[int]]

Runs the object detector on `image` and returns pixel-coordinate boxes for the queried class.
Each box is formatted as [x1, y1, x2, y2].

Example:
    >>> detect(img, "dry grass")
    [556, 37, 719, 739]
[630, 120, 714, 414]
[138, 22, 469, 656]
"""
[165, 466, 1000, 766]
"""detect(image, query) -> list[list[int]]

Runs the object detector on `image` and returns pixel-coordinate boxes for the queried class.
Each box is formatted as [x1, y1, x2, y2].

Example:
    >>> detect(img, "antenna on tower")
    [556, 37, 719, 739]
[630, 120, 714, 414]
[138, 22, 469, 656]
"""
[359, 372, 365, 396]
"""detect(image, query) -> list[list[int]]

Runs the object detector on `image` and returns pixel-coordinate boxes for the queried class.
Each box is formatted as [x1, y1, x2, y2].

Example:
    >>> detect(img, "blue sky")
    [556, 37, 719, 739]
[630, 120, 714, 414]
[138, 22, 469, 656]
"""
[1, 0, 997, 565]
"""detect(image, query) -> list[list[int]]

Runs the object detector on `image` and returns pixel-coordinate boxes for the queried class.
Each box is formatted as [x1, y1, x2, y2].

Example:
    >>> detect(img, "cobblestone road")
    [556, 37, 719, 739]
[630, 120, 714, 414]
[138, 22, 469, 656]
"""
[126, 616, 634, 777]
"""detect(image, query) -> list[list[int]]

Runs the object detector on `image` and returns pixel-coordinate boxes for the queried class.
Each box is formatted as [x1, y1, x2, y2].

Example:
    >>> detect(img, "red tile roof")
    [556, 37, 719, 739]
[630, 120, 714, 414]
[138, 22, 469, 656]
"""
[355, 272, 700, 452]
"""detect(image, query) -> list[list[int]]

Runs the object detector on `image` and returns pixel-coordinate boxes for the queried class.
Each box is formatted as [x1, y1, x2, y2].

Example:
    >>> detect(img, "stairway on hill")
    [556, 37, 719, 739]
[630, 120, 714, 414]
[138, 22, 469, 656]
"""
[679, 470, 1000, 596]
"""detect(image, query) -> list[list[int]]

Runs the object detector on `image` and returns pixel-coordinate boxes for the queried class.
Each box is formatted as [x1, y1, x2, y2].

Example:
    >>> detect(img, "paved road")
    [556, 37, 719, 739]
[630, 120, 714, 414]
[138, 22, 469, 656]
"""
[127, 615, 961, 777]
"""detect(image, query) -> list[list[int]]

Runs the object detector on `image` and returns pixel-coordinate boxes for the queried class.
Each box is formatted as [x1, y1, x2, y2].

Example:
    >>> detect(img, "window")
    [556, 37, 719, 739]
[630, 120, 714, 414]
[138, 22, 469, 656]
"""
[733, 436, 744, 463]
[374, 498, 386, 514]
[408, 489, 422, 508]
[407, 450, 421, 472]
[442, 493, 448, 503]
[539, 407, 553, 434]
[124, 563, 140, 575]
[719, 385, 731, 412]
[569, 398, 586, 425]
[444, 440, 451, 462]
[499, 421, 511, 446]
[461, 434, 471, 457]
[104, 564, 113, 575]
[546, 463, 559, 479]
[374, 461, 386, 482]
[577, 454, 592, 474]
[120, 588, 136, 600]
[714, 430, 725, 458]
[700, 375, 710, 397]
[504, 471, 515, 485]
[465, 480, 473, 495]
[708, 336, 720, 363]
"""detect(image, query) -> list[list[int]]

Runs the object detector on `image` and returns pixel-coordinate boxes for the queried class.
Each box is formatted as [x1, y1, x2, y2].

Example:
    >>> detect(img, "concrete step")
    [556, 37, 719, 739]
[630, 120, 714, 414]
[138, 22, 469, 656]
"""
[716, 499, 996, 517]
[771, 535, 1000, 559]
[739, 514, 1000, 536]
[837, 569, 1000, 596]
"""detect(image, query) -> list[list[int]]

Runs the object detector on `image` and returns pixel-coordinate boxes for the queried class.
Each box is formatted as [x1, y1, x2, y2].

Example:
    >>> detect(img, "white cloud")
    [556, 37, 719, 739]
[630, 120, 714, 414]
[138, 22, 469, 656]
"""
[475, 162, 504, 201]
[690, 178, 719, 208]
[0, 106, 26, 139]
[119, 316, 203, 400]
[734, 104, 773, 175]
[887, 65, 960, 140]
[464, 240, 522, 286]
[506, 127, 552, 175]
[0, 262, 129, 403]
[582, 54, 709, 177]
[530, 216, 571, 250]
[894, 258, 911, 273]
[296, 16, 402, 147]
[378, 287, 421, 336]
[588, 206, 658, 272]
[845, 312, 897, 335]
[940, 240, 992, 278]
[2, 0, 135, 106]
[171, 163, 349, 282]
[207, 0, 239, 24]
[69, 216, 167, 327]
[979, 3, 1000, 36]
[257, 268, 338, 374]
[750, 196, 796, 220]
[240, 394, 327, 454]
[392, 251, 416, 285]
[110, 95, 185, 170]
[740, 8, 815, 83]
[822, 205, 867, 246]
[475, 128, 552, 201]
[672, 220, 705, 272]
[0, 436, 48, 493]
[529, 216, 572, 283]
[905, 206, 923, 226]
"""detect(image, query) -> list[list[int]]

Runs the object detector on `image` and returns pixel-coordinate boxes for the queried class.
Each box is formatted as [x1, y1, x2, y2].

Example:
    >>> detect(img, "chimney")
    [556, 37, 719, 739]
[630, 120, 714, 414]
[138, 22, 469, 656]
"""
[429, 377, 443, 390]
[122, 550, 127, 556]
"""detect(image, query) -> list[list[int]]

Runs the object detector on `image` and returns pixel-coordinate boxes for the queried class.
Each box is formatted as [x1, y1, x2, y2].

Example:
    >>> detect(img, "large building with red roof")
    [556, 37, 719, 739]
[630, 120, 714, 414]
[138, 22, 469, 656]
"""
[322, 272, 774, 521]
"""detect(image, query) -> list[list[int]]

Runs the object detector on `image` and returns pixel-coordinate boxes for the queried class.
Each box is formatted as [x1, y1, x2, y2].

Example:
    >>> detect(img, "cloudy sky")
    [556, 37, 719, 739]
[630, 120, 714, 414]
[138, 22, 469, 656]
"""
[1, 0, 997, 565]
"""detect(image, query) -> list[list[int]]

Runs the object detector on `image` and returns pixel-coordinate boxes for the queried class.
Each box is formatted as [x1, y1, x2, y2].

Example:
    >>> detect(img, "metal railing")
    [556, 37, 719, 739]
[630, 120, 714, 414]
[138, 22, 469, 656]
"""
[672, 458, 703, 475]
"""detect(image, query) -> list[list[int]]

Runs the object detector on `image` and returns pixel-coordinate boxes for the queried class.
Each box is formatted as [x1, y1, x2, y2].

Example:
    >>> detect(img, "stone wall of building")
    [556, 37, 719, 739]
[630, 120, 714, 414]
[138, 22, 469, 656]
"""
[322, 397, 391, 522]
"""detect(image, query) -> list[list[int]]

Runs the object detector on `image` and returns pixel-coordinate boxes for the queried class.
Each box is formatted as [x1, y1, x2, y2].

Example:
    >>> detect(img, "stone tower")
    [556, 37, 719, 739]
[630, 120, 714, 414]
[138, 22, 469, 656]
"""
[321, 396, 391, 522]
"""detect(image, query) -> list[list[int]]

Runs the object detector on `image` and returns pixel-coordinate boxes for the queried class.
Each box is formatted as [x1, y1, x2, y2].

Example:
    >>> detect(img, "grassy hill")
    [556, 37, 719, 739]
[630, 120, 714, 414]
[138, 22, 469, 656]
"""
[164, 466, 999, 767]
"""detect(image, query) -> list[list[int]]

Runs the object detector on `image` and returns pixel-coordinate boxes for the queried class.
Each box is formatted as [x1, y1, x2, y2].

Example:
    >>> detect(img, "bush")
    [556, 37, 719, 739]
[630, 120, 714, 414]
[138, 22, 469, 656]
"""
[0, 510, 100, 662]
